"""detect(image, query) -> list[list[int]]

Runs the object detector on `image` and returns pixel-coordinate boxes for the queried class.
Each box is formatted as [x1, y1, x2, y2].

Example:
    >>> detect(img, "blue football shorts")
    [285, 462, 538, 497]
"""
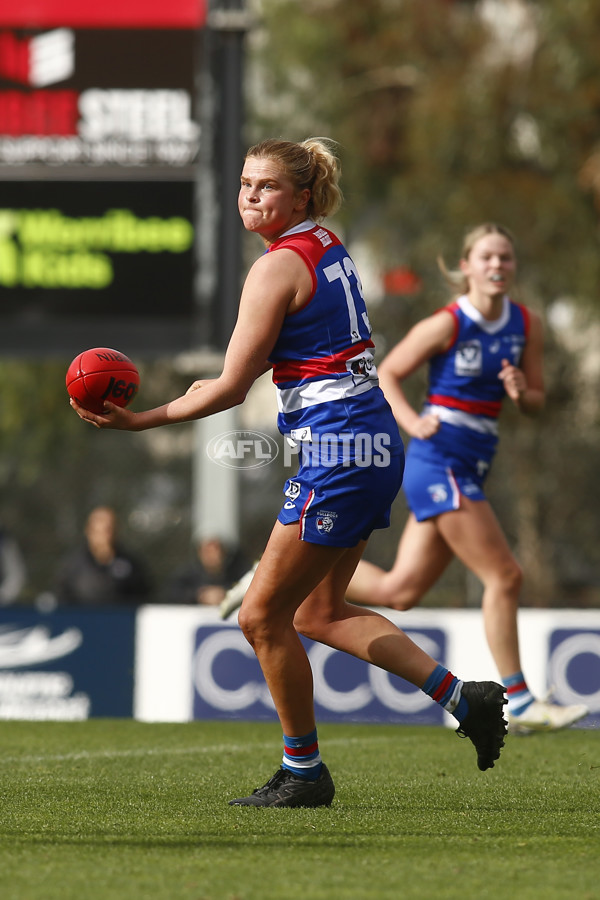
[402, 440, 488, 522]
[277, 448, 405, 547]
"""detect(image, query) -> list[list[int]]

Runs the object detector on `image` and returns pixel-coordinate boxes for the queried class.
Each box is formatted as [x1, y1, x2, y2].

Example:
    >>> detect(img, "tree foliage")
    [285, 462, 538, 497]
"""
[251, 0, 600, 301]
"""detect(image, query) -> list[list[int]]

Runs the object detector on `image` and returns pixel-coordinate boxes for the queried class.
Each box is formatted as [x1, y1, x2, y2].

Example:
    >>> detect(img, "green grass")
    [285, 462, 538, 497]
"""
[0, 720, 598, 900]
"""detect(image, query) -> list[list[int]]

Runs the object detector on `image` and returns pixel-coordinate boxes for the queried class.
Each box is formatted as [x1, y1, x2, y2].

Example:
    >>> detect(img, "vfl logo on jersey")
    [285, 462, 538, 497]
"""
[454, 340, 482, 377]
[316, 510, 338, 534]
[428, 484, 448, 504]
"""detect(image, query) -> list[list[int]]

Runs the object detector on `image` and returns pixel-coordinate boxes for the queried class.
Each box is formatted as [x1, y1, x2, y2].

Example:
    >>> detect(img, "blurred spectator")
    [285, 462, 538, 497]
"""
[162, 536, 249, 606]
[54, 506, 152, 607]
[0, 526, 26, 606]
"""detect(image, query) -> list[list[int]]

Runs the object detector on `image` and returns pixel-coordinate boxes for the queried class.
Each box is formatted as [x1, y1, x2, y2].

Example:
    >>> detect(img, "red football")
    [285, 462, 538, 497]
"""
[66, 347, 140, 415]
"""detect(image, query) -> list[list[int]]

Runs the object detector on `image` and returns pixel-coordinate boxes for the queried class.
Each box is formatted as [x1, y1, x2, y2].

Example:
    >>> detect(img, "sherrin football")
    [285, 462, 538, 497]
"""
[66, 347, 140, 415]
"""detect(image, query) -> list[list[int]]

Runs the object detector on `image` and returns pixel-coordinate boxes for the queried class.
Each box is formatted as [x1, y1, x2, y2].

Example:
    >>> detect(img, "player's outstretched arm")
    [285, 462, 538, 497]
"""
[70, 249, 302, 432]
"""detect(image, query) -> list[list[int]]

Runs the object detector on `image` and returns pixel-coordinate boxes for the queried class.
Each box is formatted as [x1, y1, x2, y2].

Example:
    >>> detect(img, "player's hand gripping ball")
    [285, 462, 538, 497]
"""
[66, 348, 140, 415]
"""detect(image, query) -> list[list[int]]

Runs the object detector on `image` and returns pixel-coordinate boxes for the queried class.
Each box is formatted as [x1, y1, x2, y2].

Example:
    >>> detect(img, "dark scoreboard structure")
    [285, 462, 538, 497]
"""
[0, 0, 210, 355]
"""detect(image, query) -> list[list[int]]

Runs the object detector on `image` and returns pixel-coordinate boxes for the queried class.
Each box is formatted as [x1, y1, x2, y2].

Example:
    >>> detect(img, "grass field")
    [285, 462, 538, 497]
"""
[0, 720, 598, 900]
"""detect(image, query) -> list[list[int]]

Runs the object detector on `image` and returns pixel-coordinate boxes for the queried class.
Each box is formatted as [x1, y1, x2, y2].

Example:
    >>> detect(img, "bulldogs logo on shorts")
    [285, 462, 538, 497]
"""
[428, 484, 448, 504]
[316, 510, 338, 534]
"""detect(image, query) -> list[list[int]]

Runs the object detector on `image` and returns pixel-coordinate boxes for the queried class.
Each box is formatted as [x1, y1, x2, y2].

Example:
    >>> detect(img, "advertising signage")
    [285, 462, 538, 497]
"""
[0, 1, 208, 354]
[0, 179, 195, 354]
[0, 607, 136, 720]
[0, 0, 207, 29]
[0, 28, 201, 175]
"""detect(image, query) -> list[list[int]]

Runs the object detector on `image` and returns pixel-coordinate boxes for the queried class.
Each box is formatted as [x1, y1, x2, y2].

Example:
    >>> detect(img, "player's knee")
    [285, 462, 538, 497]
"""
[501, 558, 523, 595]
[293, 609, 309, 636]
[384, 577, 425, 611]
[486, 557, 523, 600]
[293, 609, 324, 641]
[239, 600, 295, 648]
[237, 606, 265, 647]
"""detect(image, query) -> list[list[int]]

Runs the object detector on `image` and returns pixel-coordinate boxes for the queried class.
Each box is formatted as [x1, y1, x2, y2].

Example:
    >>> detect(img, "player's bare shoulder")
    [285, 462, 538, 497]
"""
[407, 306, 457, 354]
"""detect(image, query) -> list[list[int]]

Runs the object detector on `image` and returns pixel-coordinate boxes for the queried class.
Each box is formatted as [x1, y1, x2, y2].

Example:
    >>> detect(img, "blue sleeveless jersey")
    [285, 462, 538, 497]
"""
[422, 294, 529, 467]
[403, 294, 531, 519]
[266, 220, 404, 545]
[427, 294, 530, 428]
[267, 220, 402, 462]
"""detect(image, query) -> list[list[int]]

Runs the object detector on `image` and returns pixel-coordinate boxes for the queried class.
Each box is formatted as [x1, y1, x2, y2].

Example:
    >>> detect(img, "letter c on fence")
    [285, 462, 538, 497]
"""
[193, 630, 274, 711]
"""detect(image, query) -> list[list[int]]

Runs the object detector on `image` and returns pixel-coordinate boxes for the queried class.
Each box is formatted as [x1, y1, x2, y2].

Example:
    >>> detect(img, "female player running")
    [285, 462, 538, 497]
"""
[70, 141, 507, 806]
[345, 223, 588, 735]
